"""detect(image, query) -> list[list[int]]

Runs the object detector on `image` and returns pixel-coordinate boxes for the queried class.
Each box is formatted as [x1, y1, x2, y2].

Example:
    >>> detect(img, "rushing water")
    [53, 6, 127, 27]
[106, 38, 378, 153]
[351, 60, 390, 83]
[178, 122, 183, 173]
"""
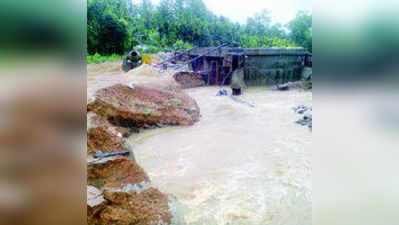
[129, 86, 312, 225]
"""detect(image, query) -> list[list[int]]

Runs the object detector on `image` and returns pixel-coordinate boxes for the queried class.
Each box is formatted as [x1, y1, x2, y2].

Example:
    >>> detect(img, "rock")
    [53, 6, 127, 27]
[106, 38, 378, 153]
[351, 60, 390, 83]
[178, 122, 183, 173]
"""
[173, 71, 206, 89]
[86, 113, 172, 225]
[87, 156, 150, 190]
[88, 111, 137, 138]
[87, 127, 132, 155]
[88, 84, 200, 127]
[87, 112, 134, 155]
[88, 188, 171, 225]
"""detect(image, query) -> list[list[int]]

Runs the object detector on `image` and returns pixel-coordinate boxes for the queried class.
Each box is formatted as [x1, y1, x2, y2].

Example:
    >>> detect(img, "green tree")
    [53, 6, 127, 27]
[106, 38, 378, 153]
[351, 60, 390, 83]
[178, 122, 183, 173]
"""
[97, 15, 128, 55]
[87, 0, 312, 58]
[287, 11, 312, 51]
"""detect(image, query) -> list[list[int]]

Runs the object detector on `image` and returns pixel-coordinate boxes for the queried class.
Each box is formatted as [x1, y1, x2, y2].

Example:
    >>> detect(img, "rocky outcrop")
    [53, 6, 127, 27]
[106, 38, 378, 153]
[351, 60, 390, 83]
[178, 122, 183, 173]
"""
[87, 115, 172, 225]
[87, 112, 135, 155]
[87, 156, 150, 189]
[87, 137, 172, 225]
[87, 80, 202, 225]
[88, 84, 200, 127]
[173, 71, 206, 89]
[88, 187, 171, 225]
[88, 111, 138, 138]
[87, 82, 202, 225]
[87, 127, 130, 155]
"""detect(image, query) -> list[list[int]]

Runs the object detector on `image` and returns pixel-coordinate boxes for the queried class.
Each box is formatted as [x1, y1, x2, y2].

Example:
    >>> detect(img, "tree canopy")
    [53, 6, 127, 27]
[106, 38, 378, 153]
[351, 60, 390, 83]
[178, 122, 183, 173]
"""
[87, 0, 312, 55]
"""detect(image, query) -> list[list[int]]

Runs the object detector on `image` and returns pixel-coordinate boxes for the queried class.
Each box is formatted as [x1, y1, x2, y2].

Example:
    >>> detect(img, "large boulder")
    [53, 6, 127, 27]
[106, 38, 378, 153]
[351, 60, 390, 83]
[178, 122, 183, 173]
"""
[88, 84, 200, 127]
[173, 71, 206, 89]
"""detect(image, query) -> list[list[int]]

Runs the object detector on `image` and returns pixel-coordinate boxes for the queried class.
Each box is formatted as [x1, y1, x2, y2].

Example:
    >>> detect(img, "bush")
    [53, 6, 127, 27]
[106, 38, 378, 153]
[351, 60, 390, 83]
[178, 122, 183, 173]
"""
[173, 40, 193, 51]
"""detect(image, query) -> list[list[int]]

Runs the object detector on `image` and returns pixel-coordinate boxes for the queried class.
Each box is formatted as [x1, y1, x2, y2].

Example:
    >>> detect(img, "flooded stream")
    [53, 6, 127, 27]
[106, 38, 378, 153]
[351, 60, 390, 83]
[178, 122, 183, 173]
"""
[129, 86, 312, 225]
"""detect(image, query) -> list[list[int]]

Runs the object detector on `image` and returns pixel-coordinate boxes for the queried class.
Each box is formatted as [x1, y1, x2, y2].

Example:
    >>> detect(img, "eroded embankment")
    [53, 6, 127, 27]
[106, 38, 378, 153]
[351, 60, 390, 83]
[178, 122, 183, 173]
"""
[87, 64, 201, 225]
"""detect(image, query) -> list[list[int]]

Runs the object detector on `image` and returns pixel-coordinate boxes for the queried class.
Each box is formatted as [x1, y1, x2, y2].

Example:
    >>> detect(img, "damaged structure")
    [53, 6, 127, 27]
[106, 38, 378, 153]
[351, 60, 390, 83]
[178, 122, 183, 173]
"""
[179, 47, 312, 87]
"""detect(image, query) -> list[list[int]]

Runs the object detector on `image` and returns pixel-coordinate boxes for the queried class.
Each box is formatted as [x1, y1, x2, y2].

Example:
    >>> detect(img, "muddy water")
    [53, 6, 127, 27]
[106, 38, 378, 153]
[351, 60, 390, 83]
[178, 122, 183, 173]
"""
[130, 86, 312, 225]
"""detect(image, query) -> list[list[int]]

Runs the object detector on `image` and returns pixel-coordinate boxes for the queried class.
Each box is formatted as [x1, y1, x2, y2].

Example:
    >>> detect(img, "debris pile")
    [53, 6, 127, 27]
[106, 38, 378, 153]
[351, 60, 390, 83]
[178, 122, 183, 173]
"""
[87, 82, 201, 225]
[293, 105, 312, 129]
[173, 71, 206, 89]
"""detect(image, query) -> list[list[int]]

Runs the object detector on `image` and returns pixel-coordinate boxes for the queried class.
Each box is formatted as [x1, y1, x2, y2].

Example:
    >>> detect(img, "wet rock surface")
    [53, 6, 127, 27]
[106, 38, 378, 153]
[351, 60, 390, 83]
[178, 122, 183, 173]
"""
[87, 156, 150, 189]
[87, 127, 130, 155]
[88, 188, 171, 225]
[87, 112, 136, 155]
[87, 128, 172, 225]
[88, 84, 200, 127]
[87, 110, 173, 225]
[89, 110, 137, 134]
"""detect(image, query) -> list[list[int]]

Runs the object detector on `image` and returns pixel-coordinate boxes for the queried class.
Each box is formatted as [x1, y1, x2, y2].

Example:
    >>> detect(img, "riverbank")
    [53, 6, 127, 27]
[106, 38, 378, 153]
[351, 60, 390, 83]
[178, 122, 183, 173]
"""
[87, 61, 312, 225]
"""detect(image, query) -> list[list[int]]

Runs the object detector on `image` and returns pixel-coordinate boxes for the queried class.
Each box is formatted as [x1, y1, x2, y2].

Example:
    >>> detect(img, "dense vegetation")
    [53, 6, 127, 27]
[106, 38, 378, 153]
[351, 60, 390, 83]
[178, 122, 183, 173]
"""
[88, 0, 312, 58]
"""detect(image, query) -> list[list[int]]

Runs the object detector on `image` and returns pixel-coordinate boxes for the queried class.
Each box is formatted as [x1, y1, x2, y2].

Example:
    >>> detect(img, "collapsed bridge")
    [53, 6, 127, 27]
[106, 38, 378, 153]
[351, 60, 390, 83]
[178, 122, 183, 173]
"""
[176, 47, 312, 86]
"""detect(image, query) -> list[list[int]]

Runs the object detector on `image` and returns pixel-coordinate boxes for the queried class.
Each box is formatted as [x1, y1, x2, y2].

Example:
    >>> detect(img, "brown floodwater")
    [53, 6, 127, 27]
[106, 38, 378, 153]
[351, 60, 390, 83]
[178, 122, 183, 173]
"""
[129, 86, 312, 225]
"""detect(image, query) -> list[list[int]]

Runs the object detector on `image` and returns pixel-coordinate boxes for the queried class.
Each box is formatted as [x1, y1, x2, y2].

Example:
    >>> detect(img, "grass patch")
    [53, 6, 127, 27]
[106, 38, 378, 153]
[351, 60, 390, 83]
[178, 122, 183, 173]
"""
[87, 53, 123, 64]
